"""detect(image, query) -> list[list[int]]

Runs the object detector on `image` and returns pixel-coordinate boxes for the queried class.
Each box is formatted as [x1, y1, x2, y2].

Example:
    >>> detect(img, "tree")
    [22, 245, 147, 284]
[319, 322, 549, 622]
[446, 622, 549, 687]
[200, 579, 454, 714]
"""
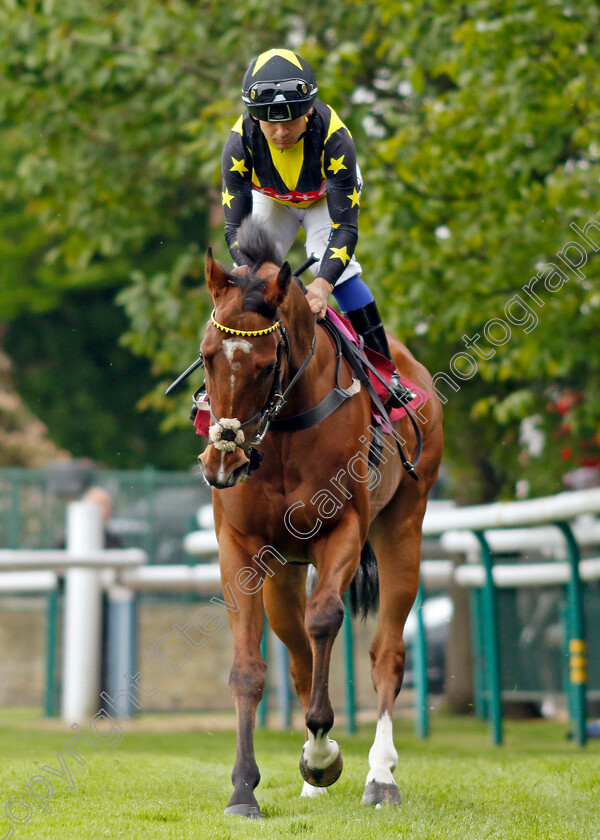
[1, 0, 599, 497]
[353, 0, 600, 499]
[0, 338, 65, 466]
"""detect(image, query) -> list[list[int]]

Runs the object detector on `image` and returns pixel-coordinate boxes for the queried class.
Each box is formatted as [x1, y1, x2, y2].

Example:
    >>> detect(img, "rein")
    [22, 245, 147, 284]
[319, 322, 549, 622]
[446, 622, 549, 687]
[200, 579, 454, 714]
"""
[167, 260, 421, 479]
[205, 308, 421, 480]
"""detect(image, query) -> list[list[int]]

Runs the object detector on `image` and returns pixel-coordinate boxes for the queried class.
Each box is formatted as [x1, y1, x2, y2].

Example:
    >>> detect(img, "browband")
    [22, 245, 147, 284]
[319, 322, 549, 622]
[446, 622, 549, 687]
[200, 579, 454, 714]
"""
[210, 309, 281, 337]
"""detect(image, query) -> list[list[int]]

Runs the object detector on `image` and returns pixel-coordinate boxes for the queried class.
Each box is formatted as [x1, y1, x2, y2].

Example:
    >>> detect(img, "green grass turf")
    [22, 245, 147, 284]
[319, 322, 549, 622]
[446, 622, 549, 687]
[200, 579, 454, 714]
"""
[0, 710, 598, 839]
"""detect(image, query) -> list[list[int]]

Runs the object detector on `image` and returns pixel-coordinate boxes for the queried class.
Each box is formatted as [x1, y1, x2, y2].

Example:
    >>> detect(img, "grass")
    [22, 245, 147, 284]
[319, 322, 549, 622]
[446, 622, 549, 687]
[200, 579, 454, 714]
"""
[0, 710, 598, 839]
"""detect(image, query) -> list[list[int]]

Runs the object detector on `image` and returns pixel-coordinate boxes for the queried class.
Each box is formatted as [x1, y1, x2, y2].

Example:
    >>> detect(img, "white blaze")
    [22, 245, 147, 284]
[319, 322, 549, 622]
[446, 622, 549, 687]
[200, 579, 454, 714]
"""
[222, 337, 252, 361]
[222, 337, 251, 413]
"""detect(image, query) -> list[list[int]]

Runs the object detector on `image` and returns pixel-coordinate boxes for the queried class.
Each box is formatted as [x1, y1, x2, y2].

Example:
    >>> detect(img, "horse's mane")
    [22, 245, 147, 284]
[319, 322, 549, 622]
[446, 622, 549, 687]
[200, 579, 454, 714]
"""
[230, 217, 284, 320]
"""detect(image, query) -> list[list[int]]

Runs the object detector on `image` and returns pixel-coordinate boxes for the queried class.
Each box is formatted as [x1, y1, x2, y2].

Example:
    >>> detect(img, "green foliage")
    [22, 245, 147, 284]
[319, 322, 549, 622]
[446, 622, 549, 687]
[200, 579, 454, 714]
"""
[4, 288, 199, 469]
[357, 0, 600, 498]
[1, 0, 599, 495]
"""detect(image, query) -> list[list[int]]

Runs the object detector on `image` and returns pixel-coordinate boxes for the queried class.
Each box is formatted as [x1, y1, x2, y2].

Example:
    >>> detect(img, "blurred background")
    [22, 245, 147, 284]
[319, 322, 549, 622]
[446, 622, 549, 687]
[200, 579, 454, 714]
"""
[1, 0, 599, 724]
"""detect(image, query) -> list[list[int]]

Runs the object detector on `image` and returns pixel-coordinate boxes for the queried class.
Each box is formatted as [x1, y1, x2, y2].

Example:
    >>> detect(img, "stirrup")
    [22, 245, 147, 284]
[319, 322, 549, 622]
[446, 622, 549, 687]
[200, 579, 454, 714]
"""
[385, 372, 415, 409]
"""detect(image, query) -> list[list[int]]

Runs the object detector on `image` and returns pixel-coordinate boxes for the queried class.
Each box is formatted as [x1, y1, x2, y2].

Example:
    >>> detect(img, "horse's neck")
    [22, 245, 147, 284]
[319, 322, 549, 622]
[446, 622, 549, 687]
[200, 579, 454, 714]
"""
[281, 290, 332, 408]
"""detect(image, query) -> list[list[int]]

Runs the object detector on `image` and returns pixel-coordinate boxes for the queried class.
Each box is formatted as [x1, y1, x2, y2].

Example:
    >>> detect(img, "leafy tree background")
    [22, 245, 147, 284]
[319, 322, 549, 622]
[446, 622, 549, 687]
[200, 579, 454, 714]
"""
[1, 0, 599, 498]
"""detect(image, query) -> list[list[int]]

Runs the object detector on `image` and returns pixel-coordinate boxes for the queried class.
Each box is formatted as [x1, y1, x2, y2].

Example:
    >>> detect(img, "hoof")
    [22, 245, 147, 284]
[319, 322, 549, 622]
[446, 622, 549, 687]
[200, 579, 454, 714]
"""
[224, 803, 262, 819]
[299, 750, 343, 787]
[361, 781, 401, 807]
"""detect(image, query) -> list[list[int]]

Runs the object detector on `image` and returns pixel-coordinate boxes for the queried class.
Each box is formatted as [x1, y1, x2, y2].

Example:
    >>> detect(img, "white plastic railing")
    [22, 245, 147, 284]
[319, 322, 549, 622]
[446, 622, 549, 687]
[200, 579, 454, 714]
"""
[3, 488, 600, 725]
[0, 501, 148, 723]
[422, 487, 600, 535]
[0, 547, 146, 571]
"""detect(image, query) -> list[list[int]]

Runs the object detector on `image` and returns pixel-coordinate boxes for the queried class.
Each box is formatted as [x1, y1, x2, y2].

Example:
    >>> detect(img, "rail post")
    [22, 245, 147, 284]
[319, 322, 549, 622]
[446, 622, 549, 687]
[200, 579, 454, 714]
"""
[413, 583, 429, 738]
[343, 601, 357, 734]
[470, 588, 488, 719]
[473, 530, 502, 745]
[257, 621, 268, 728]
[556, 521, 587, 747]
[44, 588, 60, 717]
[274, 635, 292, 729]
[104, 585, 138, 719]
[61, 501, 103, 722]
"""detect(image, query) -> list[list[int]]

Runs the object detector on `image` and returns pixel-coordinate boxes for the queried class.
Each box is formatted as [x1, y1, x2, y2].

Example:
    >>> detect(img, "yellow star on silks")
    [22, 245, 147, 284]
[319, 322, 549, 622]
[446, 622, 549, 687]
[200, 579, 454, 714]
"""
[347, 188, 360, 208]
[328, 155, 347, 174]
[331, 221, 340, 229]
[230, 156, 249, 175]
[329, 245, 350, 265]
[222, 188, 235, 208]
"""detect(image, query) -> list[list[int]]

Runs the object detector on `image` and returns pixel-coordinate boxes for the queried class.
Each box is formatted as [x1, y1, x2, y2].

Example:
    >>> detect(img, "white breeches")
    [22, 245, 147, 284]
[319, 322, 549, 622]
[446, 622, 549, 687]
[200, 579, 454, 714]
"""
[251, 192, 362, 285]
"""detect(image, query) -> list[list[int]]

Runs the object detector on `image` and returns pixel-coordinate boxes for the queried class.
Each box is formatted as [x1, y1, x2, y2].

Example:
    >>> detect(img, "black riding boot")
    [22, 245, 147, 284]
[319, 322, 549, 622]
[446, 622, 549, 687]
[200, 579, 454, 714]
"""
[345, 301, 414, 409]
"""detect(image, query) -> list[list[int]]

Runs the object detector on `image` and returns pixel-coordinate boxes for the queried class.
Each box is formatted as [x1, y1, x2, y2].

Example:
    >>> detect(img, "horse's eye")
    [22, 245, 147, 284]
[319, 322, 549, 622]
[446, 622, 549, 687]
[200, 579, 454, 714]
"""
[258, 363, 275, 380]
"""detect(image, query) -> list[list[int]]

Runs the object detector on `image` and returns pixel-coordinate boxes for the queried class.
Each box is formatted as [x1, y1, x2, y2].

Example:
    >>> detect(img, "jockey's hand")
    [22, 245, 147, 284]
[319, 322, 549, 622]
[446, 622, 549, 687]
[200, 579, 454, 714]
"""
[305, 276, 333, 320]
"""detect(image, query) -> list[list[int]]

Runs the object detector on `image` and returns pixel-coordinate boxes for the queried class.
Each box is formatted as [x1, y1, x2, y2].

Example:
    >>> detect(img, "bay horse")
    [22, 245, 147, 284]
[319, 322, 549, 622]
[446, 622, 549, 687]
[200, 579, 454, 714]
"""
[197, 218, 443, 817]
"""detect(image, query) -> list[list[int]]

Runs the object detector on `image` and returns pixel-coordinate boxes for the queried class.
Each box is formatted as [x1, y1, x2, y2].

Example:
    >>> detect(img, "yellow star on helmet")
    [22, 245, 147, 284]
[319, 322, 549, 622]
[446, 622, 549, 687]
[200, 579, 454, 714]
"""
[328, 155, 347, 175]
[347, 188, 360, 208]
[222, 188, 235, 208]
[230, 156, 249, 176]
[329, 245, 350, 265]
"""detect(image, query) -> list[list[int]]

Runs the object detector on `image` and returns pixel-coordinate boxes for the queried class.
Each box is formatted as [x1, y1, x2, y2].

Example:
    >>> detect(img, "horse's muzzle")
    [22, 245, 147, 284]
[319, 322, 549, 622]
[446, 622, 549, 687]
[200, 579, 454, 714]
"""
[198, 445, 251, 488]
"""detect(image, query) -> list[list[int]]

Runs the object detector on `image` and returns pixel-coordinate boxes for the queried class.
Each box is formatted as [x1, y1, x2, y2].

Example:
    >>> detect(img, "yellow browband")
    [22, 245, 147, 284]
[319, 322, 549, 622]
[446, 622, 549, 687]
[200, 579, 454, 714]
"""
[210, 309, 281, 337]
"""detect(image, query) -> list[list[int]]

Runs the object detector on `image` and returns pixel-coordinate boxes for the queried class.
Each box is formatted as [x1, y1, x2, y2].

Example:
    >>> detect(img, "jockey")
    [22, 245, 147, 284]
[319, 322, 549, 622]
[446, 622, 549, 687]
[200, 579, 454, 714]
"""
[221, 48, 413, 408]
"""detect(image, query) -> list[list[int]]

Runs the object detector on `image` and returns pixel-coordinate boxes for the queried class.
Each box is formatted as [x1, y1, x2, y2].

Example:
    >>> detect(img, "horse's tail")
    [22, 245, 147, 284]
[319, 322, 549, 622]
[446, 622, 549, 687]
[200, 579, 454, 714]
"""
[347, 540, 379, 619]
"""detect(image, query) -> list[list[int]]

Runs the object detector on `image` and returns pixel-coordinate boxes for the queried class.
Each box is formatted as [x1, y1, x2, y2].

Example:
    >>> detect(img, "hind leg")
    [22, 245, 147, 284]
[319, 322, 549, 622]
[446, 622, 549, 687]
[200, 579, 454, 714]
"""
[362, 490, 429, 806]
[262, 565, 328, 798]
[298, 512, 365, 789]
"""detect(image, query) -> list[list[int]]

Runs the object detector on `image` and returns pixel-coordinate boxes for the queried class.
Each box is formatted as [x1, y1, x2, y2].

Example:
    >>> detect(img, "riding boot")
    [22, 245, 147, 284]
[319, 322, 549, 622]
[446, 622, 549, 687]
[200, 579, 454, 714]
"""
[345, 300, 415, 409]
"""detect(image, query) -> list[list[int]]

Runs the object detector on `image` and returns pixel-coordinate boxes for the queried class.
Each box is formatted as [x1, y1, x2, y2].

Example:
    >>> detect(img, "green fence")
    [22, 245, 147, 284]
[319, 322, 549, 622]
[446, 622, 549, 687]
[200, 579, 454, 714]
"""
[0, 466, 212, 716]
[0, 466, 212, 564]
[468, 525, 600, 747]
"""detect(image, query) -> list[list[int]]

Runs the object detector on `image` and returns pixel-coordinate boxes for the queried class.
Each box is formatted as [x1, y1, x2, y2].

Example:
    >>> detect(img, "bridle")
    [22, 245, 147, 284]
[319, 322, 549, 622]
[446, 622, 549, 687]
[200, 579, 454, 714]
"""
[199, 303, 422, 480]
[204, 307, 317, 460]
[168, 252, 422, 480]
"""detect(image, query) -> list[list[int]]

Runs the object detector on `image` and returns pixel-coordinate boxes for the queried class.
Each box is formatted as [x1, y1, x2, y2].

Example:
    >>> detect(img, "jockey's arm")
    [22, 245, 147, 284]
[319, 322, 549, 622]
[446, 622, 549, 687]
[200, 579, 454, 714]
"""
[306, 111, 361, 317]
[221, 121, 252, 265]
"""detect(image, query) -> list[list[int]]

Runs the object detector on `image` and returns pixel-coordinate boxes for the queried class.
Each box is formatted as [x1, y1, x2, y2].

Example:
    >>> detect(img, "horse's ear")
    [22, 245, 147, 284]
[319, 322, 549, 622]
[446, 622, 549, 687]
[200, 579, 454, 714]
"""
[265, 261, 292, 309]
[205, 248, 230, 300]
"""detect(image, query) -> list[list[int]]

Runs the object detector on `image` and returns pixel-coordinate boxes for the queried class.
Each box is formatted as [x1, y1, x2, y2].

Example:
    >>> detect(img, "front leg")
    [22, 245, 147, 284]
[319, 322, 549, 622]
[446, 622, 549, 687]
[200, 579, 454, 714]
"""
[300, 513, 363, 787]
[217, 529, 266, 819]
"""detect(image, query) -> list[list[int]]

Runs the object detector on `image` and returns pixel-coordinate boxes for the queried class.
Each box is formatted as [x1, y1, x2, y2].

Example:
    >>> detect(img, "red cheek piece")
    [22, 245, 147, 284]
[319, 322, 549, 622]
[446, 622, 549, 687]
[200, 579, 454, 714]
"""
[194, 406, 211, 437]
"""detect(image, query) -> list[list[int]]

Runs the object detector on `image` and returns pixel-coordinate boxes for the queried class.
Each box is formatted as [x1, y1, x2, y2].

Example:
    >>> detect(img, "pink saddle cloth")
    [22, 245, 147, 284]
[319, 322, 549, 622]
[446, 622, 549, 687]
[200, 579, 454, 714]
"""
[193, 308, 429, 438]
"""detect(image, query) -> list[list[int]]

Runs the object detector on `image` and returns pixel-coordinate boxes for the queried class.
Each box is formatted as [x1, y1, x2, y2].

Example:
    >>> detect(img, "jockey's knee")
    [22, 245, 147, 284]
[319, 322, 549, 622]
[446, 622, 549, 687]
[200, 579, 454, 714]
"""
[332, 275, 374, 312]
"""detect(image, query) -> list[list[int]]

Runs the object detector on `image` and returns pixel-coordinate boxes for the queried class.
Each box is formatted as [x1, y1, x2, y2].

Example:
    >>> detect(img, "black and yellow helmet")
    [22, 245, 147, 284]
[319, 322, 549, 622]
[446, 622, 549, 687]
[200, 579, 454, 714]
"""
[242, 48, 318, 122]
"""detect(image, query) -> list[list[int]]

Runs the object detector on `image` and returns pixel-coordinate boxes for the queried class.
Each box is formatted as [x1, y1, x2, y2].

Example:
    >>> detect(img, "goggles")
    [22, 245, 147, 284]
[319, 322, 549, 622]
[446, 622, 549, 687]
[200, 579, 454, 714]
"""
[247, 79, 314, 104]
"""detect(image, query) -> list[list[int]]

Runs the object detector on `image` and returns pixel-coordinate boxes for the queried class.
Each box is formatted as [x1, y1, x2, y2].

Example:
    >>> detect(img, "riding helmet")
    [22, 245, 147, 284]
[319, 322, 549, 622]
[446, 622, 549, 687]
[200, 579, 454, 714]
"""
[241, 48, 318, 122]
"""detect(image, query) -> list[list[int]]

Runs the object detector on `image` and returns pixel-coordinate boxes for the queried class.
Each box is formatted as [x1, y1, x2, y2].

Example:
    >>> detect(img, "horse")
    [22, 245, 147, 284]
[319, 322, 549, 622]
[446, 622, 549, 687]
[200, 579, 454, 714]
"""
[197, 217, 443, 817]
